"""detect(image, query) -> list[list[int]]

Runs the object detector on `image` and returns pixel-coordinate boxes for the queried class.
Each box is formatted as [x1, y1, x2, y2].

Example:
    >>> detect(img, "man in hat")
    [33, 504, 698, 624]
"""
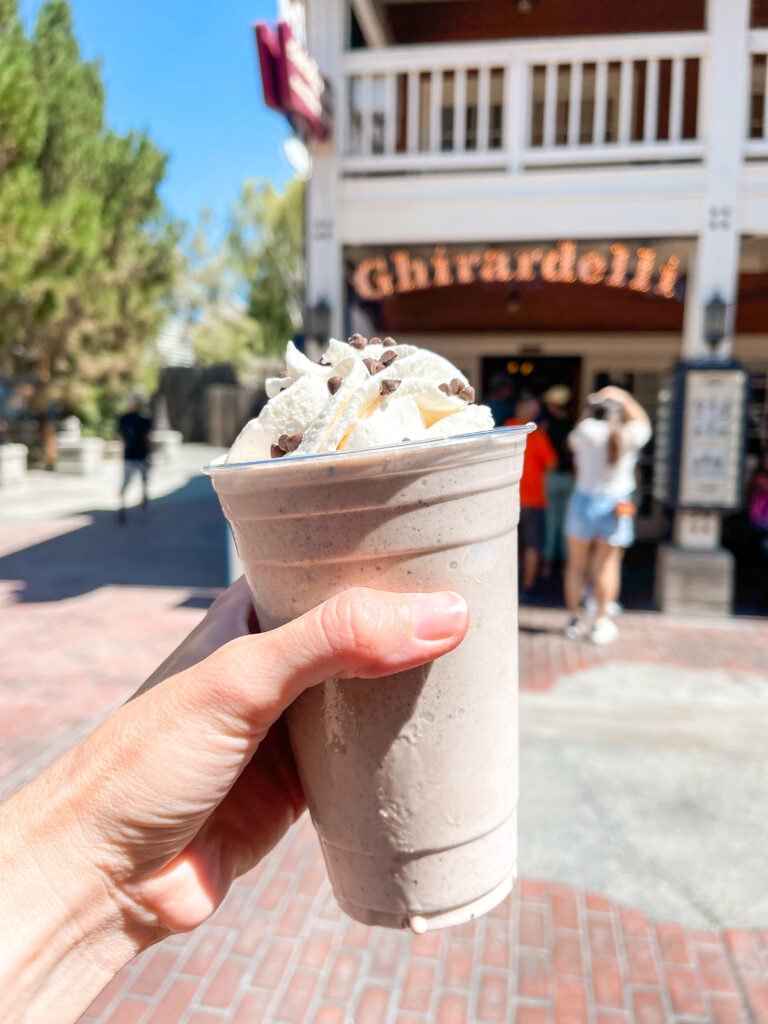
[540, 384, 575, 576]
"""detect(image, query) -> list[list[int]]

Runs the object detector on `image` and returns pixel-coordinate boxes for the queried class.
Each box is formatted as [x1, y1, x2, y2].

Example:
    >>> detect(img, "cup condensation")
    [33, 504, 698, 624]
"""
[205, 425, 532, 931]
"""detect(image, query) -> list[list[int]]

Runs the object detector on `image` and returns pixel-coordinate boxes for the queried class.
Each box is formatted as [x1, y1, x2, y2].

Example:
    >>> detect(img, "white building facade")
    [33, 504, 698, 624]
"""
[303, 0, 768, 544]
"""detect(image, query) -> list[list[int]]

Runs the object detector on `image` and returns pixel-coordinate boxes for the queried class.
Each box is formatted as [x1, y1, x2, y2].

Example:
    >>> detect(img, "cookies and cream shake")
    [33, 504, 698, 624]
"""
[207, 335, 532, 931]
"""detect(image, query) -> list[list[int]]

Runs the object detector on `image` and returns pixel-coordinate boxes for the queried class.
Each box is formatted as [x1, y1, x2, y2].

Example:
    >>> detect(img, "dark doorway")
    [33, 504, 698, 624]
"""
[482, 354, 581, 426]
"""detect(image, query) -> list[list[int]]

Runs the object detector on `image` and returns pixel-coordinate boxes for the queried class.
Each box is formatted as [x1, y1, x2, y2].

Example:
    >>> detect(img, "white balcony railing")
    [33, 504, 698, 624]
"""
[341, 32, 708, 174]
[746, 29, 768, 157]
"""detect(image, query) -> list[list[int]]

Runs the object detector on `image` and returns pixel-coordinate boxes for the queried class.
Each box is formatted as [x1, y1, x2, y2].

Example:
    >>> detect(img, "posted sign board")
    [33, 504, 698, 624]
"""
[254, 21, 332, 141]
[656, 362, 749, 510]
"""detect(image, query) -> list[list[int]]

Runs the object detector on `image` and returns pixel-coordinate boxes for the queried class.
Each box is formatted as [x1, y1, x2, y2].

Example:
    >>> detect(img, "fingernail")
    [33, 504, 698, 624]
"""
[409, 592, 468, 642]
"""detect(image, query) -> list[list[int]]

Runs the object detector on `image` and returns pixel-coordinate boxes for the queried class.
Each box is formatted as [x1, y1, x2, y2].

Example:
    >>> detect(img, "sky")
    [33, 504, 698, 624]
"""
[20, 0, 293, 230]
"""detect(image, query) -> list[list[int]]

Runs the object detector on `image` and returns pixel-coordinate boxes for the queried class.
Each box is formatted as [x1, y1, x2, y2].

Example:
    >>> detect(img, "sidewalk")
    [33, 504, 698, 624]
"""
[1, 452, 766, 1022]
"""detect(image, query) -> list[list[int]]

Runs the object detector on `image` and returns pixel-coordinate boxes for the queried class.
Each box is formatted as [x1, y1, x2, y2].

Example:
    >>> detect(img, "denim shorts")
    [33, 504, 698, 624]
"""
[565, 490, 635, 548]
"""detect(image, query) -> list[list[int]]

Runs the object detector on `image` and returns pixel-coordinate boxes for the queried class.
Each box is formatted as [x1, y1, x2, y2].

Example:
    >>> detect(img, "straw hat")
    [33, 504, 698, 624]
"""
[541, 384, 572, 407]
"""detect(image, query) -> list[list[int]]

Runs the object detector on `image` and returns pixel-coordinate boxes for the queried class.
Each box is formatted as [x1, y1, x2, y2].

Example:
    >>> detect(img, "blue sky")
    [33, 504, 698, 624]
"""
[20, 0, 293, 230]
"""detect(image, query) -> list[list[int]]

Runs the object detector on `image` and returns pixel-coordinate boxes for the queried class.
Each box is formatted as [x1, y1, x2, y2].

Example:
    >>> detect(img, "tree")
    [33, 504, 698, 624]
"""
[0, 0, 178, 463]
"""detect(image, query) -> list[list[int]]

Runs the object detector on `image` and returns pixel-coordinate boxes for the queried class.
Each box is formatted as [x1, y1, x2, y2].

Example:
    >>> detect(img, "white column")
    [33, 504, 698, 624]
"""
[306, 0, 345, 340]
[682, 0, 750, 359]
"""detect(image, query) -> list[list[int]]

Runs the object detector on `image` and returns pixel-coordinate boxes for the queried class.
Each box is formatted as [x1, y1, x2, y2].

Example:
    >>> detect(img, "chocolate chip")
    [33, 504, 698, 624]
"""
[327, 375, 342, 395]
[438, 383, 451, 395]
[363, 357, 384, 375]
[380, 350, 397, 366]
[382, 337, 397, 347]
[348, 333, 367, 349]
[279, 370, 291, 378]
[458, 386, 475, 402]
[449, 378, 464, 395]
[380, 378, 401, 395]
[369, 336, 382, 345]
[318, 357, 331, 366]
[278, 432, 303, 453]
[270, 444, 286, 458]
[401, 437, 411, 443]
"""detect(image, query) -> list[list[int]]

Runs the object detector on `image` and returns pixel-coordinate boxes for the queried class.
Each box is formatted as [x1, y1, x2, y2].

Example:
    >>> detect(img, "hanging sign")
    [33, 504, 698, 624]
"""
[254, 21, 332, 141]
[351, 241, 682, 301]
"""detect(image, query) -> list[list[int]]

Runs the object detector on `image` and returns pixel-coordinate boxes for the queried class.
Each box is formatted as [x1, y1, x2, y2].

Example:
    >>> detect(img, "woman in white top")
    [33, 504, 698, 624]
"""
[563, 386, 652, 645]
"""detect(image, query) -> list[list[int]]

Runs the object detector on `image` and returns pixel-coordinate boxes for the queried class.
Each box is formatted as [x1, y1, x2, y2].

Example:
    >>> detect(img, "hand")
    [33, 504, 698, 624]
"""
[0, 581, 469, 1024]
[590, 385, 628, 404]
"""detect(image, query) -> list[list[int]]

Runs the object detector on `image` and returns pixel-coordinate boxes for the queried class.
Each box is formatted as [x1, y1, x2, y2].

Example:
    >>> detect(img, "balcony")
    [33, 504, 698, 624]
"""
[341, 32, 708, 175]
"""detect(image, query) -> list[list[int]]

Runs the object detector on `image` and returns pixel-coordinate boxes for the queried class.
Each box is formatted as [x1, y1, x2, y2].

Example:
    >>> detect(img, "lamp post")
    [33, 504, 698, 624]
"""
[704, 293, 727, 353]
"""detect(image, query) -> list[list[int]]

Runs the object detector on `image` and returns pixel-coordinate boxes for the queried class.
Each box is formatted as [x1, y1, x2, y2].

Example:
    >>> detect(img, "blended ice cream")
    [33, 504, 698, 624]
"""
[208, 334, 529, 931]
[226, 334, 494, 463]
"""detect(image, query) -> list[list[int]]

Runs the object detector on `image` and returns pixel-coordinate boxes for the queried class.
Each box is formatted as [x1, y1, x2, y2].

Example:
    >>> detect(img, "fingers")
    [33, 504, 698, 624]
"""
[187, 587, 469, 737]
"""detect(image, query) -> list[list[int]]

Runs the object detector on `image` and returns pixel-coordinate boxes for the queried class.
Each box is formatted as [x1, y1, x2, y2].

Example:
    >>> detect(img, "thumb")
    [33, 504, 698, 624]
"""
[184, 586, 469, 738]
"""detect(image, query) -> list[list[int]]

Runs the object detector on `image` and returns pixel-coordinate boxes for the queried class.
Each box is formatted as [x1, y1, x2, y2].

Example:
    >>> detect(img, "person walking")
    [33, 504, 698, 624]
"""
[117, 395, 153, 524]
[563, 385, 651, 644]
[506, 396, 557, 602]
[539, 384, 575, 577]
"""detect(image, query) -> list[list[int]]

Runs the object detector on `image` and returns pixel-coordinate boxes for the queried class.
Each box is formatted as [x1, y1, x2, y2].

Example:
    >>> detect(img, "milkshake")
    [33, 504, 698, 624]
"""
[206, 336, 532, 931]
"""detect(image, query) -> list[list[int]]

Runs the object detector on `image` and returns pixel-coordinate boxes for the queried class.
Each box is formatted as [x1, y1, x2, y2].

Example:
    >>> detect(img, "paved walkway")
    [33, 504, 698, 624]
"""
[1, 450, 766, 1022]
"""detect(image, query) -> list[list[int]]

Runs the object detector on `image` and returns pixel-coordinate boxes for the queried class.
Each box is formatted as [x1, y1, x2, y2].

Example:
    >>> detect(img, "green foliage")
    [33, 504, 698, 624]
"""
[183, 178, 305, 367]
[0, 0, 178, 443]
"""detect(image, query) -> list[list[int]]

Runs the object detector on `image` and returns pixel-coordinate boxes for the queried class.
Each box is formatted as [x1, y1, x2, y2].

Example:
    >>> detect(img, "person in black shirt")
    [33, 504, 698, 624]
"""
[118, 397, 152, 523]
[540, 384, 575, 576]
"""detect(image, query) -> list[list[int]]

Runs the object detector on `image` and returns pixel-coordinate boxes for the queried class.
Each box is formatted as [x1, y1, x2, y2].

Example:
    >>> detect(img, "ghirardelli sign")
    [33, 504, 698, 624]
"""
[254, 22, 332, 141]
[351, 241, 682, 301]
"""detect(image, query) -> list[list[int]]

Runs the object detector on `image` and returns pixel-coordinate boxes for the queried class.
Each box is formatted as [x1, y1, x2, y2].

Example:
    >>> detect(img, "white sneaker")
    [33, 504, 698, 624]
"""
[564, 614, 588, 639]
[589, 616, 619, 646]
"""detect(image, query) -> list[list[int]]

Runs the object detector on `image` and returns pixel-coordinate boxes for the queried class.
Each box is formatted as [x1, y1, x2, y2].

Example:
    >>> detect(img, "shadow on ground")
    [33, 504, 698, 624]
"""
[0, 476, 229, 602]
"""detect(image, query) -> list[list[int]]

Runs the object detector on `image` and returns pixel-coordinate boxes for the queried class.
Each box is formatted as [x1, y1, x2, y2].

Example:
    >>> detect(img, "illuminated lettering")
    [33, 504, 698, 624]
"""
[655, 255, 680, 299]
[454, 251, 483, 285]
[431, 245, 454, 287]
[515, 248, 544, 282]
[577, 251, 608, 285]
[391, 250, 429, 292]
[479, 248, 513, 283]
[606, 243, 630, 288]
[353, 257, 394, 300]
[629, 247, 656, 293]
[541, 240, 576, 283]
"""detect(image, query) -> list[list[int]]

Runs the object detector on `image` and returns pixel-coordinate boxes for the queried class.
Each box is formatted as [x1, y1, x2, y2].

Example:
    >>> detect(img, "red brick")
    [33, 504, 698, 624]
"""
[188, 1013, 227, 1024]
[654, 922, 691, 964]
[550, 886, 579, 930]
[145, 979, 199, 1024]
[519, 904, 547, 948]
[276, 896, 312, 937]
[257, 874, 290, 911]
[237, 862, 266, 889]
[592, 959, 624, 1009]
[692, 930, 720, 944]
[275, 966, 318, 1022]
[585, 892, 612, 913]
[371, 929, 408, 981]
[357, 985, 392, 1023]
[297, 857, 327, 896]
[725, 930, 764, 972]
[396, 1016, 429, 1024]
[596, 1015, 626, 1024]
[231, 989, 274, 1023]
[105, 1000, 150, 1024]
[553, 931, 583, 977]
[632, 989, 666, 1024]
[743, 977, 768, 1021]
[437, 992, 469, 1024]
[201, 958, 244, 1009]
[326, 950, 363, 1001]
[520, 879, 547, 902]
[624, 938, 660, 986]
[410, 926, 444, 958]
[516, 1008, 549, 1024]
[667, 966, 708, 1015]
[86, 971, 131, 1016]
[554, 979, 588, 1024]
[587, 915, 617, 958]
[299, 926, 335, 969]
[483, 919, 510, 968]
[210, 884, 250, 927]
[278, 835, 306, 872]
[450, 919, 477, 940]
[312, 1007, 346, 1024]
[180, 928, 228, 976]
[489, 894, 514, 920]
[344, 919, 375, 949]
[400, 962, 436, 1013]
[619, 906, 648, 939]
[253, 939, 293, 989]
[130, 949, 178, 996]
[477, 971, 508, 1022]
[696, 943, 738, 993]
[518, 950, 552, 999]
[230, 912, 270, 956]
[709, 994, 750, 1024]
[443, 939, 474, 989]
[316, 889, 344, 921]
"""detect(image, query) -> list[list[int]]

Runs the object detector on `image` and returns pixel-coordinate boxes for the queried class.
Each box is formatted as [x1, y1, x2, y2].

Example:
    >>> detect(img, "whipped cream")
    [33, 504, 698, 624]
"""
[226, 335, 495, 464]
